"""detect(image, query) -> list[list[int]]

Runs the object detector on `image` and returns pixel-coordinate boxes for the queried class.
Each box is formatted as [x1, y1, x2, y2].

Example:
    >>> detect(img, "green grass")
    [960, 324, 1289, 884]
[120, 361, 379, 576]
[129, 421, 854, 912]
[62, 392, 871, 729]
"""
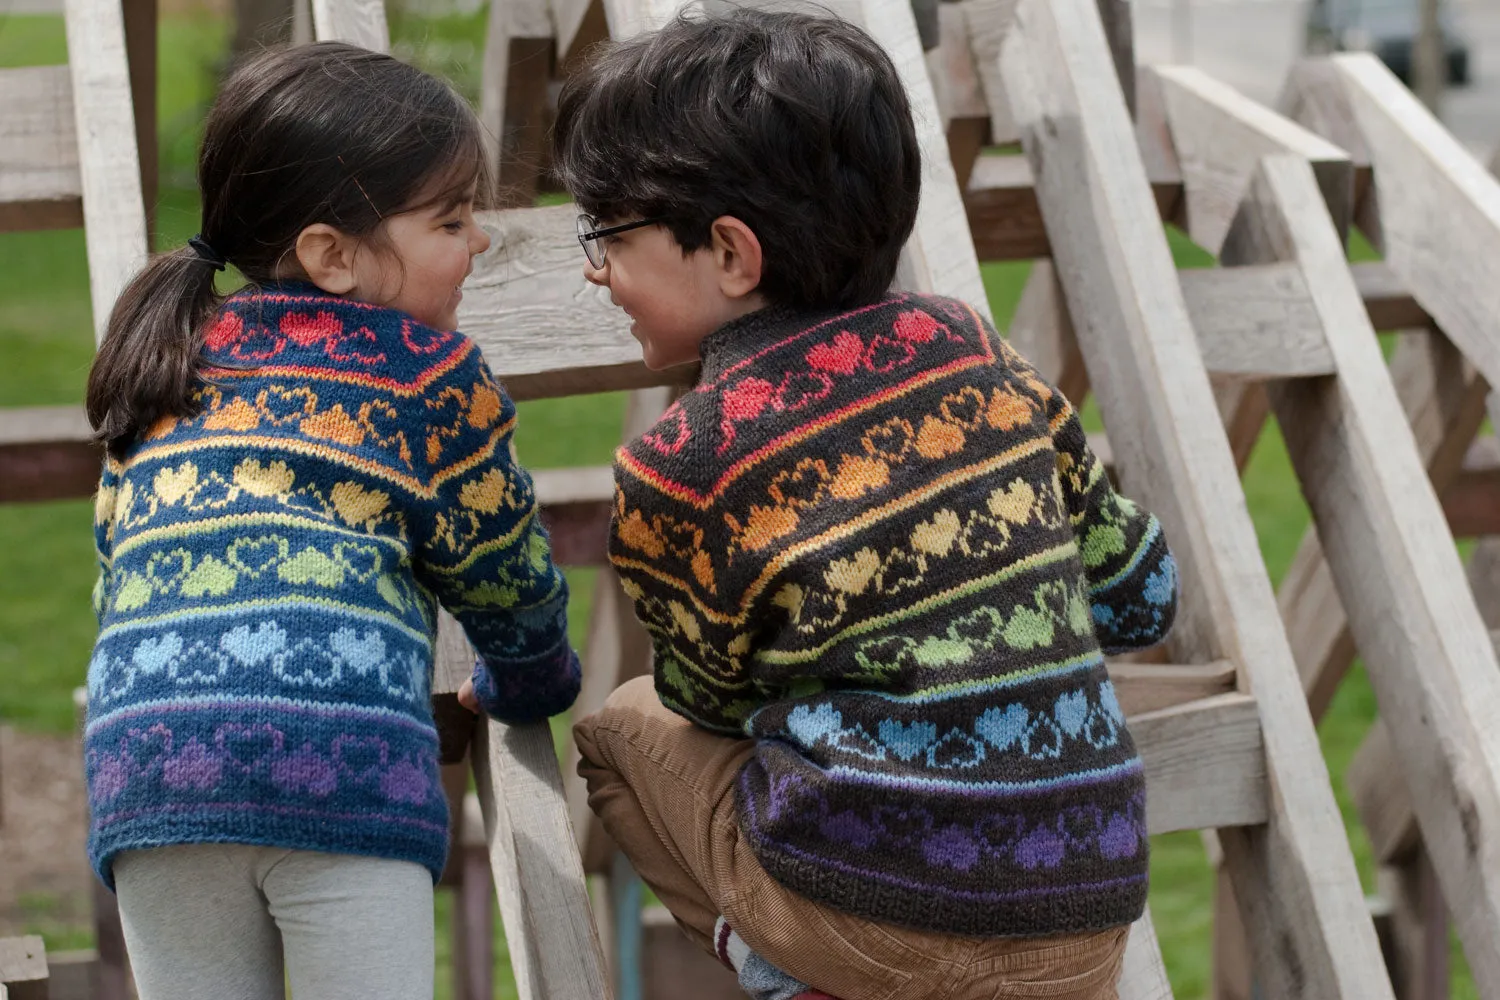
[0, 11, 1479, 997]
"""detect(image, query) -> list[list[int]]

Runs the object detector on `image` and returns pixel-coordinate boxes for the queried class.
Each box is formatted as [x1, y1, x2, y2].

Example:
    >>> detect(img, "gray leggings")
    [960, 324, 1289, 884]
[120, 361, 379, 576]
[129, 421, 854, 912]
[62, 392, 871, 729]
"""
[113, 844, 435, 1000]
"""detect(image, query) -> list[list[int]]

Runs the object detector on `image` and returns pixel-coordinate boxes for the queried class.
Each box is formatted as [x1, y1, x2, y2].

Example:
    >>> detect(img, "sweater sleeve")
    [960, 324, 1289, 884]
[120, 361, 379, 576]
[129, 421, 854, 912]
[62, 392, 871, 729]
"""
[1045, 386, 1179, 654]
[91, 459, 121, 626]
[412, 346, 580, 723]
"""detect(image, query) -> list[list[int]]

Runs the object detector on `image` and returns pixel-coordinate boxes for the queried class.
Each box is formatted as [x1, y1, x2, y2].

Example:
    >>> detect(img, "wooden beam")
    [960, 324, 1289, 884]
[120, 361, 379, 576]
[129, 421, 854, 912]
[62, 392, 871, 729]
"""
[1303, 55, 1500, 392]
[1223, 152, 1500, 998]
[0, 937, 47, 1000]
[1441, 436, 1500, 537]
[1109, 660, 1236, 717]
[121, 0, 155, 244]
[1135, 693, 1266, 835]
[930, 2, 990, 190]
[481, 0, 554, 206]
[1119, 910, 1174, 1000]
[472, 717, 612, 999]
[0, 66, 83, 232]
[1000, 0, 1393, 993]
[1150, 64, 1352, 256]
[0, 406, 100, 503]
[63, 0, 151, 343]
[555, 0, 609, 70]
[1179, 264, 1335, 380]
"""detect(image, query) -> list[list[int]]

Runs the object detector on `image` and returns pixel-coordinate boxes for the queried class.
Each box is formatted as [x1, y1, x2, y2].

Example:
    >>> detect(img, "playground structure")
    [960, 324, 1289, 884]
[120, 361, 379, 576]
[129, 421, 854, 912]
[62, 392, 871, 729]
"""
[4, 0, 1500, 997]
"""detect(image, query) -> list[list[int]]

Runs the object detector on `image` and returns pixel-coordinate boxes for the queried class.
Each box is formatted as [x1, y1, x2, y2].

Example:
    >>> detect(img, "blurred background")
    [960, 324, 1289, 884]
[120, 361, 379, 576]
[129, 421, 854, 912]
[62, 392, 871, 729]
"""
[0, 0, 1492, 997]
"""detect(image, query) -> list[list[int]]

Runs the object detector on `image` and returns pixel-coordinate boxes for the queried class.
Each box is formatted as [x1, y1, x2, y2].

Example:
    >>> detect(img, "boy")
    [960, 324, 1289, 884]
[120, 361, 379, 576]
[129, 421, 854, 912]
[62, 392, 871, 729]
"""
[556, 9, 1178, 999]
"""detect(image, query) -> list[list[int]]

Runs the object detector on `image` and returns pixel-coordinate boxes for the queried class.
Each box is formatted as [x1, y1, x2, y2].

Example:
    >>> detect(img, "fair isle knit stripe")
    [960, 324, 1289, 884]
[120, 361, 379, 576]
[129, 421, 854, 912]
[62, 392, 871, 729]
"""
[425, 508, 543, 576]
[744, 823, 1148, 902]
[96, 597, 433, 645]
[111, 512, 412, 562]
[617, 350, 998, 507]
[86, 693, 438, 735]
[743, 655, 1105, 723]
[750, 543, 1080, 665]
[610, 437, 1058, 627]
[130, 420, 515, 497]
[1087, 519, 1164, 593]
[201, 337, 472, 394]
[710, 297, 900, 382]
[817, 758, 1144, 795]
[95, 800, 448, 835]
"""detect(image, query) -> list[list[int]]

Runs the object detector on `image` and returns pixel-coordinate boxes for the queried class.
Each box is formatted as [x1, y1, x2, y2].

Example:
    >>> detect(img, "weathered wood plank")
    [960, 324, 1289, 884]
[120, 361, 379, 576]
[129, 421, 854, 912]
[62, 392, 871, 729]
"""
[0, 406, 100, 503]
[1119, 910, 1175, 1000]
[0, 936, 47, 1000]
[1354, 261, 1430, 331]
[62, 0, 150, 343]
[930, 2, 989, 190]
[1375, 854, 1449, 1000]
[472, 716, 613, 999]
[1303, 55, 1500, 392]
[1179, 264, 1335, 380]
[462, 204, 695, 400]
[1223, 152, 1500, 997]
[1442, 435, 1500, 537]
[310, 0, 389, 50]
[0, 65, 83, 232]
[1150, 64, 1352, 256]
[1109, 660, 1236, 717]
[1284, 330, 1488, 720]
[1136, 693, 1266, 835]
[1000, 0, 1393, 993]
[481, 0, 554, 206]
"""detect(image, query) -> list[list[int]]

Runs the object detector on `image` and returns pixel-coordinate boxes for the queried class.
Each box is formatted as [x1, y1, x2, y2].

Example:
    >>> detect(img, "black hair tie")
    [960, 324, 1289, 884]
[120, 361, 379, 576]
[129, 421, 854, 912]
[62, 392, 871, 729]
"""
[188, 234, 227, 272]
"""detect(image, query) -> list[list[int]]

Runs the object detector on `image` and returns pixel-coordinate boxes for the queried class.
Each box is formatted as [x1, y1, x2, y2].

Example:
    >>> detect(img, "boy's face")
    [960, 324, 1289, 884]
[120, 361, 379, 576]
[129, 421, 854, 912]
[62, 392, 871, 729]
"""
[584, 217, 766, 371]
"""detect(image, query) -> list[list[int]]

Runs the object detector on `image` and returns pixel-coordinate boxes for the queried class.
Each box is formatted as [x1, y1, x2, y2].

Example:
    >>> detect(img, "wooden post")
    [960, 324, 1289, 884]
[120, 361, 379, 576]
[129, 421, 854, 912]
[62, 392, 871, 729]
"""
[999, 0, 1394, 994]
[120, 0, 155, 245]
[1414, 0, 1444, 116]
[0, 938, 48, 1000]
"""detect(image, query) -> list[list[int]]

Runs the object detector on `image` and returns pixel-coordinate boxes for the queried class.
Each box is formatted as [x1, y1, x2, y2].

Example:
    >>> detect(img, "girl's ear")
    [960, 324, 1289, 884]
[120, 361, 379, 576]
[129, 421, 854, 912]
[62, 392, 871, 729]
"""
[294, 223, 359, 295]
[709, 216, 764, 300]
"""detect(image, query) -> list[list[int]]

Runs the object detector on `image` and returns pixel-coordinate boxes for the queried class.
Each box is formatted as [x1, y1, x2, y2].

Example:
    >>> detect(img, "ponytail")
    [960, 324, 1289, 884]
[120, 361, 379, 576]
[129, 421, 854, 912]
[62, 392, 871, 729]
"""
[85, 244, 224, 459]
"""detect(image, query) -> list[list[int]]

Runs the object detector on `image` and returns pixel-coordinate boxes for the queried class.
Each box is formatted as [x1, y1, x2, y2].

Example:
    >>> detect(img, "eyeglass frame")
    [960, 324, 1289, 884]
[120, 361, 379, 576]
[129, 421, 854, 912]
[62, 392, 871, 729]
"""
[576, 214, 668, 269]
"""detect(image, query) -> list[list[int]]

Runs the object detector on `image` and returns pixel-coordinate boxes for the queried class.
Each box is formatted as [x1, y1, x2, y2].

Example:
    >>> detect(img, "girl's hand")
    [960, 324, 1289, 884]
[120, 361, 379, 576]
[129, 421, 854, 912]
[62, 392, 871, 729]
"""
[457, 678, 480, 713]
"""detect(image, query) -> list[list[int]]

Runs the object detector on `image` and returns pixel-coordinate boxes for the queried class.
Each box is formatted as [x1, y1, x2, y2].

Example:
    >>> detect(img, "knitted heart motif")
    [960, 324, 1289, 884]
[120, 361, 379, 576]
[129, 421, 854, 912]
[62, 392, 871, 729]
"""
[227, 535, 289, 577]
[805, 331, 865, 375]
[216, 723, 284, 773]
[204, 311, 244, 350]
[333, 734, 390, 782]
[326, 324, 387, 365]
[876, 719, 937, 762]
[401, 317, 453, 355]
[219, 621, 288, 667]
[927, 731, 986, 770]
[280, 310, 339, 347]
[1054, 690, 1090, 738]
[893, 309, 942, 344]
[975, 703, 1029, 751]
[775, 371, 833, 411]
[122, 724, 173, 774]
[131, 633, 183, 676]
[785, 703, 842, 748]
[329, 627, 387, 676]
[865, 335, 916, 374]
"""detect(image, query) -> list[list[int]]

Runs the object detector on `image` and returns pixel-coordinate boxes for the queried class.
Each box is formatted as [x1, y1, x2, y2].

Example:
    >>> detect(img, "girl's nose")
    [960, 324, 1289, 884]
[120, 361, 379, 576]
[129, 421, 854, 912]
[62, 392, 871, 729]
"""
[471, 225, 492, 256]
[583, 260, 608, 287]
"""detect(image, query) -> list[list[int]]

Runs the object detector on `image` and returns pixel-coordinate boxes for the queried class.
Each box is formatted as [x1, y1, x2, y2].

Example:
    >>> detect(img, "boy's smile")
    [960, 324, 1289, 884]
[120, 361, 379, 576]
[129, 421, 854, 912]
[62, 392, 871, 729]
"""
[583, 216, 768, 371]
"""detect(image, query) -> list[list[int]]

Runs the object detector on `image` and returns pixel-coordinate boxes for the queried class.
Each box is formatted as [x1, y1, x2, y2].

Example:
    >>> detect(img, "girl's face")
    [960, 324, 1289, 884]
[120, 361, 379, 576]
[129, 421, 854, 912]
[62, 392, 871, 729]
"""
[354, 186, 491, 331]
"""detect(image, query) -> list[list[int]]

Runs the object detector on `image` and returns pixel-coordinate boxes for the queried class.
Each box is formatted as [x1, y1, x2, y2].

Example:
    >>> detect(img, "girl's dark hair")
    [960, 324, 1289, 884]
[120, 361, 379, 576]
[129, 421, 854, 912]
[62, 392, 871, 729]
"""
[552, 7, 921, 311]
[87, 41, 491, 458]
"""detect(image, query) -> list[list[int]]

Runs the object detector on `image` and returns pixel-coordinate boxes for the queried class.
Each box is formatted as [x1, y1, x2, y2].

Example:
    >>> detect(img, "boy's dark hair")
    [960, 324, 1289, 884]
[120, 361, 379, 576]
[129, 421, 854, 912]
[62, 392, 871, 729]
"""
[552, 7, 921, 311]
[87, 41, 491, 459]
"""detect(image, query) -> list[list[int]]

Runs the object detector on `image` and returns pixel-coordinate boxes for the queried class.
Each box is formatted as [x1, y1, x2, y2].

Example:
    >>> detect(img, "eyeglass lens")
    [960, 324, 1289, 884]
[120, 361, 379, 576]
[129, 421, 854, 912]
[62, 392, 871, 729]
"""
[576, 215, 605, 269]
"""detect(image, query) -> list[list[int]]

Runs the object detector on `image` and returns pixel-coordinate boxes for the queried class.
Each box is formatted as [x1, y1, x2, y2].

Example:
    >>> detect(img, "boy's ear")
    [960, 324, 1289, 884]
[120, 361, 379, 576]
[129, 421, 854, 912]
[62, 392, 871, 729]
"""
[709, 216, 764, 300]
[294, 223, 359, 295]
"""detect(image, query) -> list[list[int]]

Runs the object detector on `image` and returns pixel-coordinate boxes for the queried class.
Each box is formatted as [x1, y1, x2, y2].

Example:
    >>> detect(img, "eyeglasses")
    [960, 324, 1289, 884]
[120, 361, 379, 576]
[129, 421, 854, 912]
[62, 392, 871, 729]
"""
[576, 214, 666, 269]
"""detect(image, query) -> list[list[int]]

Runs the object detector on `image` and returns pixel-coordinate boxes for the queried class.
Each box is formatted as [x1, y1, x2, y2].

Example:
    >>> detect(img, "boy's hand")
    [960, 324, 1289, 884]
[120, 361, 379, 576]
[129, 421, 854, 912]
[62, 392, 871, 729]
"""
[457, 678, 480, 713]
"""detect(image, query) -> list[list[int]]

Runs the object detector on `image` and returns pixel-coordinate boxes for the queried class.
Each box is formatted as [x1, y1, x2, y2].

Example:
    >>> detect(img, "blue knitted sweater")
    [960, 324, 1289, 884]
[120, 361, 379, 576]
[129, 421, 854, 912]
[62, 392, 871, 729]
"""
[84, 282, 580, 888]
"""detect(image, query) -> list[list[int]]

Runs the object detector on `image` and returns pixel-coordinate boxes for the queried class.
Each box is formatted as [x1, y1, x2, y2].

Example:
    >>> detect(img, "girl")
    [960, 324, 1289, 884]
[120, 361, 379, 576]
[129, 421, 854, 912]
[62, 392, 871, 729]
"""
[83, 42, 579, 1000]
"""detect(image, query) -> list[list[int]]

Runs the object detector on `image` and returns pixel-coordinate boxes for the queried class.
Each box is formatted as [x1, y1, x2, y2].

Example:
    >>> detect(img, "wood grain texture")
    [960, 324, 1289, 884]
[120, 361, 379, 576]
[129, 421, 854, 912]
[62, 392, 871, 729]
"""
[1305, 55, 1500, 391]
[0, 937, 47, 1000]
[0, 406, 100, 503]
[0, 65, 83, 232]
[1000, 0, 1393, 993]
[1119, 911, 1175, 1000]
[62, 0, 150, 343]
[472, 717, 613, 999]
[1134, 693, 1266, 835]
[1151, 64, 1352, 256]
[1224, 153, 1500, 998]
